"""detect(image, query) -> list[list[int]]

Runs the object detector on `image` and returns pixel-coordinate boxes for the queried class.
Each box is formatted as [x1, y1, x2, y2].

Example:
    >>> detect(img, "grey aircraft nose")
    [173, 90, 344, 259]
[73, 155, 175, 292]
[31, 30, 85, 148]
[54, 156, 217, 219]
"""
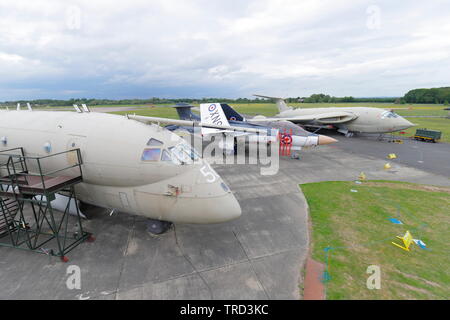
[164, 190, 242, 224]
[397, 118, 415, 131]
[210, 191, 242, 222]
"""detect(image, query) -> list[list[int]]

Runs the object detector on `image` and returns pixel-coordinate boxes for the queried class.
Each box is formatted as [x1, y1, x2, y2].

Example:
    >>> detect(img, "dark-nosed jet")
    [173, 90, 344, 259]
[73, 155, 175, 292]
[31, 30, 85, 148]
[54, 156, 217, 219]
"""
[165, 103, 337, 158]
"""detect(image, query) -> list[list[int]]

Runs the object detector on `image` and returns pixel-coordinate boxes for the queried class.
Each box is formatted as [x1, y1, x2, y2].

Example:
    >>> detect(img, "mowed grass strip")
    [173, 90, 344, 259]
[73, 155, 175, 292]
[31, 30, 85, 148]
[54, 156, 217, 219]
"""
[394, 117, 450, 143]
[301, 180, 450, 300]
[111, 106, 180, 119]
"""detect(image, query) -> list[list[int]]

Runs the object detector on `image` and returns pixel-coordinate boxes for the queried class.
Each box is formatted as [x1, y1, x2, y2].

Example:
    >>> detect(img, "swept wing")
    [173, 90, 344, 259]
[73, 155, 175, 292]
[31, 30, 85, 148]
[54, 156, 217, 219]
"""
[127, 114, 270, 135]
[248, 111, 358, 124]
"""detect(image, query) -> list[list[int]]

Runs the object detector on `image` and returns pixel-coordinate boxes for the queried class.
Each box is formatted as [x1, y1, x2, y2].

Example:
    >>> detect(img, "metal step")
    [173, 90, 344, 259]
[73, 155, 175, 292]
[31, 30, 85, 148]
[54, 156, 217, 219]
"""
[0, 198, 19, 235]
[0, 173, 29, 185]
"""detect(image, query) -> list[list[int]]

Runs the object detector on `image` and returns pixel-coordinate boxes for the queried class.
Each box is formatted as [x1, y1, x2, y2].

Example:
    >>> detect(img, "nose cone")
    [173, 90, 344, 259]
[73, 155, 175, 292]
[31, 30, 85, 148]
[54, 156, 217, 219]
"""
[167, 165, 242, 224]
[164, 189, 242, 224]
[392, 117, 415, 131]
[135, 162, 242, 224]
[396, 118, 415, 131]
[318, 135, 338, 145]
[207, 191, 242, 223]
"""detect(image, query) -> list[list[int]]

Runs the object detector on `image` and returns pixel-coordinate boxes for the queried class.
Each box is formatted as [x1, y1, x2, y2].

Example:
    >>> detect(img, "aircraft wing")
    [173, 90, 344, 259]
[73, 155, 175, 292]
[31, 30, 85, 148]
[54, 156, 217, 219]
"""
[248, 111, 358, 124]
[127, 114, 270, 134]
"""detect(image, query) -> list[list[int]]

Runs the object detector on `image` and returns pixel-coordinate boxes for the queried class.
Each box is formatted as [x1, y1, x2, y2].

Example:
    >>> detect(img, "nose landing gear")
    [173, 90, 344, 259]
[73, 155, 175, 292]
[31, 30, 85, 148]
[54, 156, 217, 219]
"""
[290, 152, 301, 160]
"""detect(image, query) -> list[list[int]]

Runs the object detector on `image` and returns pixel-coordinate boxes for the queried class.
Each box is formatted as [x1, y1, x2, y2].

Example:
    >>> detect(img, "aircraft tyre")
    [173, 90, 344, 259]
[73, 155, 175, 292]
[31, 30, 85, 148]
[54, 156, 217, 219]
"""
[146, 219, 173, 234]
[291, 152, 301, 160]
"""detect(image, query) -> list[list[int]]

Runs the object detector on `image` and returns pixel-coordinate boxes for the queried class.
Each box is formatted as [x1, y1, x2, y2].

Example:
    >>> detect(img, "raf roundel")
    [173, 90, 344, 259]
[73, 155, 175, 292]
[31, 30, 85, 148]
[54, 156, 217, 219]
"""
[281, 134, 293, 145]
[208, 104, 216, 112]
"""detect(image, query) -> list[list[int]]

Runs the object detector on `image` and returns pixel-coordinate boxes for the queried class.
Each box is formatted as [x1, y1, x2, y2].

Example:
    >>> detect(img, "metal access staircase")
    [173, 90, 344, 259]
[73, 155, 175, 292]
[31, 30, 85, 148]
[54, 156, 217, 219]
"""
[0, 198, 19, 236]
[0, 147, 93, 262]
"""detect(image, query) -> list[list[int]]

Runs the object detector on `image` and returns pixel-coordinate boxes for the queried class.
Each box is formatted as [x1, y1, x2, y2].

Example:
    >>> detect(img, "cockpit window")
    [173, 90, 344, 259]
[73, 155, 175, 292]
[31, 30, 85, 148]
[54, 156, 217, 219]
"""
[147, 138, 163, 146]
[168, 143, 200, 164]
[161, 149, 174, 162]
[179, 142, 200, 161]
[141, 148, 161, 161]
[381, 111, 399, 119]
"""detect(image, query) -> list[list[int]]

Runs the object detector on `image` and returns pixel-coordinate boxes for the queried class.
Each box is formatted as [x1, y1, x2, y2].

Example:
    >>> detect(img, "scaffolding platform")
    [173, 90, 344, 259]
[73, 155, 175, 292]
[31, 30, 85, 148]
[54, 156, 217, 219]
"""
[0, 147, 93, 262]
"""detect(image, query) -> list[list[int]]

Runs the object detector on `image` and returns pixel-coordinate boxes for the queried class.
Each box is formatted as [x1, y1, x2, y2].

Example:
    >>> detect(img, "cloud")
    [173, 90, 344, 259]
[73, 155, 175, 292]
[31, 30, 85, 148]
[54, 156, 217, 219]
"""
[0, 0, 449, 100]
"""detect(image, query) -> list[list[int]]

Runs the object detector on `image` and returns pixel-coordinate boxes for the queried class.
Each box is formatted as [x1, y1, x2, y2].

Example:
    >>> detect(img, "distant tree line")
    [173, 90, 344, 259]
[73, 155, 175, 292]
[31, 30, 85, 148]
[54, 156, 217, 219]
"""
[286, 94, 397, 103]
[0, 97, 276, 107]
[5, 89, 449, 106]
[403, 87, 450, 104]
[0, 95, 401, 107]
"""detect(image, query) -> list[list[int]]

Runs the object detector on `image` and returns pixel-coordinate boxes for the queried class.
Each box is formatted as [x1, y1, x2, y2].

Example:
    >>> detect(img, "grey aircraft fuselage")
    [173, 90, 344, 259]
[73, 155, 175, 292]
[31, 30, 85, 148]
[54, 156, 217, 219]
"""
[0, 110, 241, 224]
[275, 107, 414, 134]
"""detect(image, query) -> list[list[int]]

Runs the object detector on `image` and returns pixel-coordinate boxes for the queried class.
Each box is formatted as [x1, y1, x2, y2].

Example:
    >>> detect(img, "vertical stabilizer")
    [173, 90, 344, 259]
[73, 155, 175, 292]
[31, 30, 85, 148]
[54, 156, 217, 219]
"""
[220, 103, 245, 121]
[172, 103, 200, 121]
[200, 103, 230, 135]
[253, 94, 292, 112]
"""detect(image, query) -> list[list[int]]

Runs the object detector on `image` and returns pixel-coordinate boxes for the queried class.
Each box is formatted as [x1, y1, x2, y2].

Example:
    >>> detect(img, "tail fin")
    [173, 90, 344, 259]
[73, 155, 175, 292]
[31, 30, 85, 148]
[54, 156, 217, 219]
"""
[220, 103, 245, 121]
[171, 103, 200, 121]
[253, 94, 291, 112]
[200, 103, 230, 135]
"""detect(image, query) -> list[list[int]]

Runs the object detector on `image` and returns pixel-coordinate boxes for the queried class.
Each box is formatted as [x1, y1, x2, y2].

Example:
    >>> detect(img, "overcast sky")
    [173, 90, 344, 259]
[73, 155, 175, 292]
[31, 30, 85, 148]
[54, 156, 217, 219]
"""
[1, 0, 449, 100]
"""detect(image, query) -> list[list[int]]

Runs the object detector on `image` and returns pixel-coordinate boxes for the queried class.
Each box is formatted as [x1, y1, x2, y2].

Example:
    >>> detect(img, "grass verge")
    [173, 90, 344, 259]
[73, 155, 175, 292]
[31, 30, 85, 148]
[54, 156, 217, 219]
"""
[301, 180, 450, 299]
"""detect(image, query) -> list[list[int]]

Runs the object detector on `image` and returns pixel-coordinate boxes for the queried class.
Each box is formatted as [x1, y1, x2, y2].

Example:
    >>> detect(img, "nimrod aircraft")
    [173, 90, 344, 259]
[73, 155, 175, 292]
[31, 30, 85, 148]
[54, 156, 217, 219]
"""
[0, 105, 267, 234]
[253, 95, 414, 137]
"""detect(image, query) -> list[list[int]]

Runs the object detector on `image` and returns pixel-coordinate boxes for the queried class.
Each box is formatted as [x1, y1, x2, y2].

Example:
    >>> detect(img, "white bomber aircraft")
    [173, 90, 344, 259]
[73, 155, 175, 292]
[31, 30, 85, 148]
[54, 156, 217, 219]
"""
[253, 95, 414, 137]
[0, 106, 255, 234]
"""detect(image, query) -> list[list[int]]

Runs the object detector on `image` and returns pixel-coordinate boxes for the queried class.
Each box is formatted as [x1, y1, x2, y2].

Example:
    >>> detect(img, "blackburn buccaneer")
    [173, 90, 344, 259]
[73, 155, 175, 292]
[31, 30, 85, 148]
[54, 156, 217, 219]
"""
[155, 103, 337, 158]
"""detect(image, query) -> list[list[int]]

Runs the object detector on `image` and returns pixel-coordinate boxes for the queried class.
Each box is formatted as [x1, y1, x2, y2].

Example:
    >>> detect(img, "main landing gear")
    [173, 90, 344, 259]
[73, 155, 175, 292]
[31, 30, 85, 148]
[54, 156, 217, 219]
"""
[146, 219, 173, 235]
[345, 132, 354, 138]
[337, 128, 354, 138]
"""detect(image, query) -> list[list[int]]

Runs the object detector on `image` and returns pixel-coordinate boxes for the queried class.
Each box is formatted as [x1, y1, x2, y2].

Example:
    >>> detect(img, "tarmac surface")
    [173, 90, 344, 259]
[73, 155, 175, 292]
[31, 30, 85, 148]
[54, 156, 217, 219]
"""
[0, 135, 449, 300]
[324, 131, 450, 178]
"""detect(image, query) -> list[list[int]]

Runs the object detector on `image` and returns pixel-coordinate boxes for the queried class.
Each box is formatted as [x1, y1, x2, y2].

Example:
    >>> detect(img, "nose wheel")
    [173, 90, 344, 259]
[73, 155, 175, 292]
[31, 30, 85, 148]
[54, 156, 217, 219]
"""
[146, 219, 172, 235]
[290, 152, 301, 160]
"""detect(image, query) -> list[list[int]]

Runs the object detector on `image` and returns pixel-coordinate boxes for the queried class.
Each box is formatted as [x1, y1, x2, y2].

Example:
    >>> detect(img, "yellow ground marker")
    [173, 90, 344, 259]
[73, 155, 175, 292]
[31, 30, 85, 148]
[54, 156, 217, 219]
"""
[392, 231, 413, 251]
[387, 153, 397, 159]
[358, 172, 366, 180]
[384, 163, 392, 170]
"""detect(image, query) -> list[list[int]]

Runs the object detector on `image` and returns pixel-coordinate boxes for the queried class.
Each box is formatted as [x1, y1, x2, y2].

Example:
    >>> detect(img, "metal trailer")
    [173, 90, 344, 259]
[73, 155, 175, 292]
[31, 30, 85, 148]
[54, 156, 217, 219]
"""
[413, 128, 442, 143]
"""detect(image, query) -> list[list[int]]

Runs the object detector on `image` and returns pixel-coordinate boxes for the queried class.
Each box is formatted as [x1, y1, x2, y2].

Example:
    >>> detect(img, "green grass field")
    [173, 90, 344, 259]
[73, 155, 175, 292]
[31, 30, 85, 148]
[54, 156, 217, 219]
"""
[111, 106, 180, 119]
[301, 180, 450, 300]
[394, 118, 450, 143]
